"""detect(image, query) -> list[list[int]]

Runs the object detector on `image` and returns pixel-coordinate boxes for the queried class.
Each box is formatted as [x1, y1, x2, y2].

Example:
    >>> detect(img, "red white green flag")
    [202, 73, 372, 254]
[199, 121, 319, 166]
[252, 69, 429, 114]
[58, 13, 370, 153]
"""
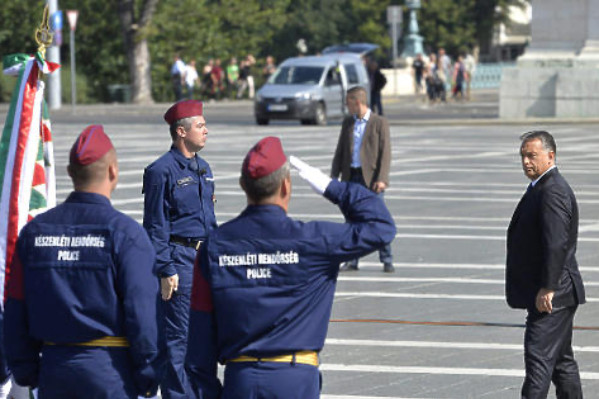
[0, 52, 59, 304]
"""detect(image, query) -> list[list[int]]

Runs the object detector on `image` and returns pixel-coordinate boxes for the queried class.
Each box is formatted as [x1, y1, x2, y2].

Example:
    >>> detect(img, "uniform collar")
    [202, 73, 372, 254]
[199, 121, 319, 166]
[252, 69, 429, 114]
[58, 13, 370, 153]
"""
[66, 191, 112, 206]
[242, 204, 287, 217]
[170, 146, 197, 169]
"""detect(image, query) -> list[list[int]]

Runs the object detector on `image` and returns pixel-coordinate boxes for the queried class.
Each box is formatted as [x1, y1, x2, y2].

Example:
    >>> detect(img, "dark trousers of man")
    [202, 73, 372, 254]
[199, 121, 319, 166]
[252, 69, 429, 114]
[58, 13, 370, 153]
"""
[39, 346, 137, 398]
[161, 245, 196, 399]
[522, 305, 583, 399]
[345, 168, 392, 268]
[370, 91, 383, 115]
[172, 74, 183, 101]
[222, 362, 319, 399]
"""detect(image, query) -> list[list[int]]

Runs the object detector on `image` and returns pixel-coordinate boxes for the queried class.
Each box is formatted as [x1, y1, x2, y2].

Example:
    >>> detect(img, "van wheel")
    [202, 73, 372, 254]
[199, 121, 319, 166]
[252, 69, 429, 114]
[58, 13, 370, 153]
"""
[313, 104, 326, 126]
[256, 118, 269, 125]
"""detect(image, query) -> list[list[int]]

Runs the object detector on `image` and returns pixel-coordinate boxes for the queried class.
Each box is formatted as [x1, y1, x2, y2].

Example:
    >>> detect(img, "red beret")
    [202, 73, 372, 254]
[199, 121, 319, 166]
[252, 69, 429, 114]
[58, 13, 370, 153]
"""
[164, 100, 203, 125]
[242, 137, 287, 179]
[69, 125, 114, 166]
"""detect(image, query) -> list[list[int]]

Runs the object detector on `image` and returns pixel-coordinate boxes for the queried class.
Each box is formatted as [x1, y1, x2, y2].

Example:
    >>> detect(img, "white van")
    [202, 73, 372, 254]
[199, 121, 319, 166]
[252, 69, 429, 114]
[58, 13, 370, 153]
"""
[254, 53, 370, 125]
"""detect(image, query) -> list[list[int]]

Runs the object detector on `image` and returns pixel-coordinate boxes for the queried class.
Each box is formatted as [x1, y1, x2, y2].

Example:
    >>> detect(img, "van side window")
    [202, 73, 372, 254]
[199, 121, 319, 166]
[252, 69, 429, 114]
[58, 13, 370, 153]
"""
[325, 68, 340, 86]
[345, 64, 359, 84]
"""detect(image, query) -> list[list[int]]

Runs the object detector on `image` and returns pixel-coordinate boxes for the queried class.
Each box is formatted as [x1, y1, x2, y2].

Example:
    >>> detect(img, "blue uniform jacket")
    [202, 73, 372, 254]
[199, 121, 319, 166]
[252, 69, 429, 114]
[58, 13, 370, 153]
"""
[185, 180, 396, 398]
[4, 192, 164, 395]
[143, 147, 217, 277]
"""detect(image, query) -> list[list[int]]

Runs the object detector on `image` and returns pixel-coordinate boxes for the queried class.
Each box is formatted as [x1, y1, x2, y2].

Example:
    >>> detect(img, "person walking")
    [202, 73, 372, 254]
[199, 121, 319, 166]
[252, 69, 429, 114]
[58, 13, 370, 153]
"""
[171, 54, 186, 101]
[185, 137, 396, 398]
[331, 86, 394, 273]
[184, 60, 200, 100]
[4, 125, 164, 398]
[143, 100, 217, 399]
[506, 130, 586, 399]
[367, 59, 386, 115]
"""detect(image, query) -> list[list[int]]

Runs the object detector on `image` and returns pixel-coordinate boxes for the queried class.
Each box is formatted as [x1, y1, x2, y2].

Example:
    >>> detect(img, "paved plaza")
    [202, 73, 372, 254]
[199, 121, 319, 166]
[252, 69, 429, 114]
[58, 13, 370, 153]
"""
[3, 93, 599, 398]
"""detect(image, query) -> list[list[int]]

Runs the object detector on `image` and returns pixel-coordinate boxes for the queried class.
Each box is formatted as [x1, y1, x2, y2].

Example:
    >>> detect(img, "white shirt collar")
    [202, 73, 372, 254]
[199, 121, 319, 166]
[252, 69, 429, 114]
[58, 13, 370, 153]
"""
[531, 165, 556, 187]
[354, 108, 371, 122]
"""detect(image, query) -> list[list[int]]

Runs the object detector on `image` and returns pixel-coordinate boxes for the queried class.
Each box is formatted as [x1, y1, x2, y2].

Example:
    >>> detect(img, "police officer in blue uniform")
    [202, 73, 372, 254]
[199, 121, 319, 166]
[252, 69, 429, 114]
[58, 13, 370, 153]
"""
[185, 137, 396, 398]
[4, 125, 164, 398]
[143, 100, 217, 398]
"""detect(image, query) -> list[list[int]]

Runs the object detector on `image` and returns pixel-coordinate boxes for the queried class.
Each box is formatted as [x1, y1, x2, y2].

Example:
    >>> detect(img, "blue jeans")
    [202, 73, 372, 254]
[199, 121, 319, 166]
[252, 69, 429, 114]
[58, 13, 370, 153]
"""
[346, 171, 393, 267]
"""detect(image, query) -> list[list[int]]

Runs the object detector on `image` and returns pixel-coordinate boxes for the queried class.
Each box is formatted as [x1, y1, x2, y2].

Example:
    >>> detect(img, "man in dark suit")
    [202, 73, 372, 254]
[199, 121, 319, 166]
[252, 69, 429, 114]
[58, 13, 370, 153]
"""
[331, 86, 394, 273]
[506, 130, 585, 399]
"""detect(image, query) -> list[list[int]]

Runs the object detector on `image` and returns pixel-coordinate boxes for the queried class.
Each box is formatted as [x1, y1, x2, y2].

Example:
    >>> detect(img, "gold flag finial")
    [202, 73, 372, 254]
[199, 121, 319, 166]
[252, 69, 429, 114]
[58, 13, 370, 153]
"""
[35, 5, 54, 56]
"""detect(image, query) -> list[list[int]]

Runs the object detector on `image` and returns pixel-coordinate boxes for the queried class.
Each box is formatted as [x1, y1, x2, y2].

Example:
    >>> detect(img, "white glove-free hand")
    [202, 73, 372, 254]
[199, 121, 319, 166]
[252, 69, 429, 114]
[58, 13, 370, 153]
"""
[289, 156, 332, 195]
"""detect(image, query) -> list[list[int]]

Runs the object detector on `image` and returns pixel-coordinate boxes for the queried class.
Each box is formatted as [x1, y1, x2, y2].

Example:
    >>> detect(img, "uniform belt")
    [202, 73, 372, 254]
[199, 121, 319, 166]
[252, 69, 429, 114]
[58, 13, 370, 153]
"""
[45, 336, 129, 347]
[170, 235, 202, 250]
[228, 351, 319, 367]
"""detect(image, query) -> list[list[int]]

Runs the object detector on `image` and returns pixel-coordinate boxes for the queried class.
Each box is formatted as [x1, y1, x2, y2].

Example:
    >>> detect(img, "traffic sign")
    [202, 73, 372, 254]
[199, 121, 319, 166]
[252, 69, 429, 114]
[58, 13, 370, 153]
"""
[67, 10, 79, 32]
[50, 10, 63, 31]
[406, 0, 421, 9]
[387, 6, 402, 24]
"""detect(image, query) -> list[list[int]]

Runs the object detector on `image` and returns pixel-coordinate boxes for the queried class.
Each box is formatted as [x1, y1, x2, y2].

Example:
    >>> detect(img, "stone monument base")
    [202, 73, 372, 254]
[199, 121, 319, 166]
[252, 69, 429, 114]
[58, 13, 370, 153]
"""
[500, 59, 599, 118]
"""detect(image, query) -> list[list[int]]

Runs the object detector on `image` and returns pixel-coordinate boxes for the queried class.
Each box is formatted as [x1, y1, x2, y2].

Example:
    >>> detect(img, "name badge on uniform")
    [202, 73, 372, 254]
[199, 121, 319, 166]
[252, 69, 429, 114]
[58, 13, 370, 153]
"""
[177, 176, 194, 187]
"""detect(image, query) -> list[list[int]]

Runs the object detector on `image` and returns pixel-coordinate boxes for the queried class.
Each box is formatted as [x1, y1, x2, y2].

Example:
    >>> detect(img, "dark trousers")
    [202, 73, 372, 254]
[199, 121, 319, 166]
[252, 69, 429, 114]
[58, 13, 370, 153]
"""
[160, 245, 196, 399]
[346, 169, 393, 267]
[522, 305, 583, 399]
[39, 346, 137, 398]
[223, 362, 320, 399]
[370, 91, 383, 115]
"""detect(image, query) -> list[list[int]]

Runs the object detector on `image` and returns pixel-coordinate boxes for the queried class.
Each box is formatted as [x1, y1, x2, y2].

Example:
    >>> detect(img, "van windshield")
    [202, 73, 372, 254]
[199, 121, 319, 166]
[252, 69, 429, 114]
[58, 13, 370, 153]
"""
[268, 66, 324, 85]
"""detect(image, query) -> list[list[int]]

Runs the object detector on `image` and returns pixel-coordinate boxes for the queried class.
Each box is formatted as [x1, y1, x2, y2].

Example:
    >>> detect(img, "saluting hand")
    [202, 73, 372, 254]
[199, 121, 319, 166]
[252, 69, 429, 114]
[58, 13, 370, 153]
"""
[535, 288, 554, 313]
[161, 274, 180, 301]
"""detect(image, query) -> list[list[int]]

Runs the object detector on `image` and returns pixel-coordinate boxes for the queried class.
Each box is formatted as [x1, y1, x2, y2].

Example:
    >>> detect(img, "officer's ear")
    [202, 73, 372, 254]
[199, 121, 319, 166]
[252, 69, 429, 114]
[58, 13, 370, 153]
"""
[176, 124, 187, 139]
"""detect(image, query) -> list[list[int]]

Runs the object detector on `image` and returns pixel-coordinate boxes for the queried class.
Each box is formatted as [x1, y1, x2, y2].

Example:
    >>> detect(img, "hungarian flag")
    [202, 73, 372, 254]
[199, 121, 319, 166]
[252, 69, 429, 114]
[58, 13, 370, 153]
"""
[0, 52, 59, 304]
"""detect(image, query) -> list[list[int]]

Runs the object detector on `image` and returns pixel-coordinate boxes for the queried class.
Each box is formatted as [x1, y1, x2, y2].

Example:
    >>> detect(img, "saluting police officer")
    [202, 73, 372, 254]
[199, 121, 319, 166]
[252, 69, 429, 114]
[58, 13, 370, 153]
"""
[143, 100, 217, 399]
[4, 125, 164, 398]
[185, 137, 396, 398]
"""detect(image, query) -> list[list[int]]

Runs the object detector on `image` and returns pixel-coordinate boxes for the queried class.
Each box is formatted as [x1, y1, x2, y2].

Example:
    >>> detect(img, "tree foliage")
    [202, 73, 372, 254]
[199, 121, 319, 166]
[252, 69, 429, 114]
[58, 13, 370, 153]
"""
[0, 0, 529, 103]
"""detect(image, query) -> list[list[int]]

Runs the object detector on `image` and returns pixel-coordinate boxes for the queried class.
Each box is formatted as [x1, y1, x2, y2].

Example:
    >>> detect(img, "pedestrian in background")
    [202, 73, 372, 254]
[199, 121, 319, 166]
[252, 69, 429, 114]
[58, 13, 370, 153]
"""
[143, 100, 217, 399]
[451, 54, 466, 101]
[171, 54, 186, 101]
[506, 130, 586, 399]
[246, 54, 256, 99]
[210, 59, 225, 101]
[4, 125, 164, 398]
[412, 53, 425, 95]
[262, 55, 276, 82]
[367, 59, 386, 115]
[331, 86, 394, 273]
[184, 60, 199, 100]
[185, 137, 396, 399]
[226, 57, 239, 99]
[463, 50, 477, 100]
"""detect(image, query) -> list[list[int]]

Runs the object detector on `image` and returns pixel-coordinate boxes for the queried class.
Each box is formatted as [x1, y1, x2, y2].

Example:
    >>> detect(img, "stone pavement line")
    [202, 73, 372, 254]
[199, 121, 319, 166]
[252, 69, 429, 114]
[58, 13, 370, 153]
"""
[320, 364, 599, 380]
[325, 338, 599, 352]
[334, 291, 599, 302]
[328, 319, 599, 332]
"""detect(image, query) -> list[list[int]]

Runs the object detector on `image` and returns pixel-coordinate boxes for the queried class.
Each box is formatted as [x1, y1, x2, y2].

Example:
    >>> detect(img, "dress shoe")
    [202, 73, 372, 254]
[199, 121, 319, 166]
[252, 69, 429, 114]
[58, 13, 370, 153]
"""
[340, 262, 358, 271]
[383, 263, 395, 273]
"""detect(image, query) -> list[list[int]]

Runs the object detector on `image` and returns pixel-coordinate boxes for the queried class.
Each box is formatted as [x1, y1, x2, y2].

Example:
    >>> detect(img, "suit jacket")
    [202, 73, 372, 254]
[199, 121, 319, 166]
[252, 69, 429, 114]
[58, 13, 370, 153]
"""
[506, 167, 586, 310]
[330, 113, 391, 190]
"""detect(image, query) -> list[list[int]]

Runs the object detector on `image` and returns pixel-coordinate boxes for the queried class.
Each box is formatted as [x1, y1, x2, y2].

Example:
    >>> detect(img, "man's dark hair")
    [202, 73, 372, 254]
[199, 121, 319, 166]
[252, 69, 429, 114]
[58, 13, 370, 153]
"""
[520, 130, 557, 154]
[241, 161, 290, 202]
[346, 86, 367, 104]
